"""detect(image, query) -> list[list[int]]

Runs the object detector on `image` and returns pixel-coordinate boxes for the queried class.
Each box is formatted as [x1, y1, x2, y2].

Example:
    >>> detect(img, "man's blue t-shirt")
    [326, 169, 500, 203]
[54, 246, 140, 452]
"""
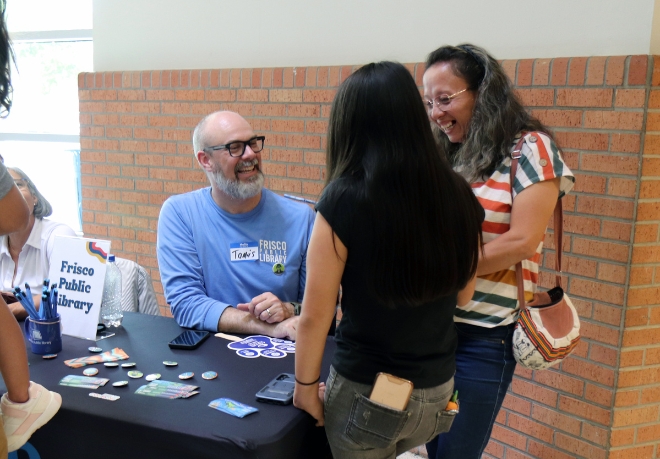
[157, 188, 315, 331]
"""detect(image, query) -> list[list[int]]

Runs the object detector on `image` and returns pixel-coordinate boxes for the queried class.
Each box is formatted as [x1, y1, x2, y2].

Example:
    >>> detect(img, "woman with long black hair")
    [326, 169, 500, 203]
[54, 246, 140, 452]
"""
[293, 61, 484, 459]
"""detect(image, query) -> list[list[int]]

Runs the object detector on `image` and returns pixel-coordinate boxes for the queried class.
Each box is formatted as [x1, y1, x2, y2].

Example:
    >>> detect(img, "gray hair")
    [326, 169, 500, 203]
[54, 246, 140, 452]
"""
[8, 167, 52, 218]
[426, 43, 551, 182]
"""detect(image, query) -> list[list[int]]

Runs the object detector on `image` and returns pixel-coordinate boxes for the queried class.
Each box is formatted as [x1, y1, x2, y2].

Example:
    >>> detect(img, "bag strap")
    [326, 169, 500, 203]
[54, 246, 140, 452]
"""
[510, 133, 564, 311]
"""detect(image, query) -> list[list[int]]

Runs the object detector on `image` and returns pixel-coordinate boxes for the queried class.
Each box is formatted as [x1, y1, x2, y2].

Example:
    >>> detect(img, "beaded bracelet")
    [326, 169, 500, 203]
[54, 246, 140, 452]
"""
[295, 375, 320, 385]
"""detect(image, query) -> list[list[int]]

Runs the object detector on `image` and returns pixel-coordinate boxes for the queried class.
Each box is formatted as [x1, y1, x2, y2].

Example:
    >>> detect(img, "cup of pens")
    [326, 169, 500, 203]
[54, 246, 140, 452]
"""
[15, 280, 62, 355]
[25, 315, 62, 355]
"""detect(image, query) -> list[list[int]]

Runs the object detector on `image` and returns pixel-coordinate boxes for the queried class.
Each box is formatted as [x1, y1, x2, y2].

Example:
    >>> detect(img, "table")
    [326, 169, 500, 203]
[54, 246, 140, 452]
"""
[7, 312, 335, 459]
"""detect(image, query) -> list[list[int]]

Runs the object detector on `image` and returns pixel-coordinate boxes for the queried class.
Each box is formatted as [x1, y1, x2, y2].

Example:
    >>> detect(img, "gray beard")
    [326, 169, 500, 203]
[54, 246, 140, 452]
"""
[210, 163, 264, 200]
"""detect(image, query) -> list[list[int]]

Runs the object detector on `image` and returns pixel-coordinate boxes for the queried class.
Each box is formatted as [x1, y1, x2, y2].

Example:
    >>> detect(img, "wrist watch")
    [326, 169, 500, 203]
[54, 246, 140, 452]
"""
[290, 302, 302, 316]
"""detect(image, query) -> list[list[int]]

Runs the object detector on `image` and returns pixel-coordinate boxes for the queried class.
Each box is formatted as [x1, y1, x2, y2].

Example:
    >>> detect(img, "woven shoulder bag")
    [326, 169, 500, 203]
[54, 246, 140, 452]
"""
[510, 133, 581, 370]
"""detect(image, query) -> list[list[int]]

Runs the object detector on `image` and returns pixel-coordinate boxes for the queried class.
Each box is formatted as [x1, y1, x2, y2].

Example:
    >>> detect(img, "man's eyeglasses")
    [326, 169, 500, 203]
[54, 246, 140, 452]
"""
[424, 89, 468, 110]
[203, 136, 265, 157]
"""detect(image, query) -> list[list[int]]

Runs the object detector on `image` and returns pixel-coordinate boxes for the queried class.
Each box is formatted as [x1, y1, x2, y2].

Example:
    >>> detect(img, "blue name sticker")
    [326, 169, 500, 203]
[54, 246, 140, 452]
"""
[229, 242, 258, 262]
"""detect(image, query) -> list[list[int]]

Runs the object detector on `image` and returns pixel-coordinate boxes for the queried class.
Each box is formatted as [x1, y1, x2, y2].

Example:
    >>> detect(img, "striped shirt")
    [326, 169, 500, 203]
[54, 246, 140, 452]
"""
[455, 132, 575, 328]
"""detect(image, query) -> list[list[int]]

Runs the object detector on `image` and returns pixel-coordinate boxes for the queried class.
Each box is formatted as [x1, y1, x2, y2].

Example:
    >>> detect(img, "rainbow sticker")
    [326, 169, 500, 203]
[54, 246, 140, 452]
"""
[86, 242, 108, 264]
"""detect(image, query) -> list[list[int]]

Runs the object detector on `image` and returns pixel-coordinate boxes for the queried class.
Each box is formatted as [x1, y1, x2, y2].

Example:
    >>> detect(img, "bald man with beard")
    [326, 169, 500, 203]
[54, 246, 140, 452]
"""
[157, 111, 315, 339]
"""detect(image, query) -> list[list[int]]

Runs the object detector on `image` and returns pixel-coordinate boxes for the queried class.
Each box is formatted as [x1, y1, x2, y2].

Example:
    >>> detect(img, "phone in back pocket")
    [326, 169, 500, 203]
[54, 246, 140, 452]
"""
[369, 372, 414, 410]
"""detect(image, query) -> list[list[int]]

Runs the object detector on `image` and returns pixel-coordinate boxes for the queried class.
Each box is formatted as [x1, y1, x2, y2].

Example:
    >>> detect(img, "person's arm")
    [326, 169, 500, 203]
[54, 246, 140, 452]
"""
[236, 292, 295, 323]
[7, 295, 39, 321]
[217, 307, 299, 340]
[293, 213, 346, 426]
[157, 199, 232, 331]
[297, 205, 315, 303]
[477, 178, 560, 276]
[157, 199, 296, 337]
[457, 275, 477, 306]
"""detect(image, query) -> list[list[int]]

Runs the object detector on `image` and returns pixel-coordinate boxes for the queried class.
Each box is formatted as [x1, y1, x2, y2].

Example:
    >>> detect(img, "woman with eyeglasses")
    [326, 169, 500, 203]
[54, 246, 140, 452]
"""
[293, 61, 484, 458]
[422, 44, 575, 459]
[0, 167, 76, 319]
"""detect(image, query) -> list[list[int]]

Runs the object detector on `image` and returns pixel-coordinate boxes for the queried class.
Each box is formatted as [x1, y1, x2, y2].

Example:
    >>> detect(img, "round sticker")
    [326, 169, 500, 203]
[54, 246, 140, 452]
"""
[270, 338, 292, 344]
[272, 263, 285, 275]
[146, 373, 161, 381]
[83, 368, 99, 376]
[127, 371, 143, 379]
[104, 362, 119, 367]
[121, 362, 136, 368]
[236, 349, 260, 358]
[112, 380, 129, 387]
[178, 372, 194, 380]
[42, 354, 57, 360]
[201, 371, 218, 380]
[163, 361, 178, 367]
[260, 349, 287, 359]
[88, 347, 103, 353]
[274, 344, 296, 353]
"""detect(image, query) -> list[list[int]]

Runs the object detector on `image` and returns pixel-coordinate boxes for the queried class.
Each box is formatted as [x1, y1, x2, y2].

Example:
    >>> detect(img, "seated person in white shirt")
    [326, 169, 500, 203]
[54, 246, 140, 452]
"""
[0, 167, 76, 319]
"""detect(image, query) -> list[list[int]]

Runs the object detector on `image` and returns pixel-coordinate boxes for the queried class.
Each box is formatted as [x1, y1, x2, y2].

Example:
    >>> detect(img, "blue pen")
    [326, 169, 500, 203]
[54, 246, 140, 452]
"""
[51, 288, 58, 318]
[24, 283, 33, 305]
[15, 290, 39, 320]
[23, 283, 38, 316]
[41, 293, 49, 320]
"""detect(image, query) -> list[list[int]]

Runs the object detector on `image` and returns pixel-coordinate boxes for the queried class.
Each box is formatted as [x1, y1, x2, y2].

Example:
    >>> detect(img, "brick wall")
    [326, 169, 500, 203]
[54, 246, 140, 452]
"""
[78, 55, 660, 458]
[610, 57, 660, 459]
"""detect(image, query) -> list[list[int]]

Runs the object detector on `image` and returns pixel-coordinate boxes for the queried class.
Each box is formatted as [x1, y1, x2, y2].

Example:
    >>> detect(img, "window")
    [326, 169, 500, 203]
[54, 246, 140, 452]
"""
[0, 0, 93, 233]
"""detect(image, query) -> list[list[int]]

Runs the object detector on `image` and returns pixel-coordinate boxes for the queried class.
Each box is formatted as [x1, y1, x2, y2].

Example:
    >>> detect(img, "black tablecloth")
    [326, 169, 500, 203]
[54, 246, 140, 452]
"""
[6, 313, 334, 459]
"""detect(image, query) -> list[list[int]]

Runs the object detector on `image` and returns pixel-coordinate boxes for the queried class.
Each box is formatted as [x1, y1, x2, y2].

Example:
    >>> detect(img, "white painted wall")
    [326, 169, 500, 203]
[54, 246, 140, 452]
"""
[94, 0, 655, 72]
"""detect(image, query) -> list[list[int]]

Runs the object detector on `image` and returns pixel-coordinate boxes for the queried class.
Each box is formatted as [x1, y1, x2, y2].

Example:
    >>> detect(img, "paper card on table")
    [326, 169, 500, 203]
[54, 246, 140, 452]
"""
[135, 380, 198, 399]
[135, 385, 180, 399]
[59, 375, 109, 389]
[64, 348, 129, 368]
[208, 398, 259, 418]
[47, 236, 111, 340]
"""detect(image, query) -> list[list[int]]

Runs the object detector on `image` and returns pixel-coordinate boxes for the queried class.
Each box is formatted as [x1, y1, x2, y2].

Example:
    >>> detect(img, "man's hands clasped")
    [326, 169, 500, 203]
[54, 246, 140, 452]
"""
[237, 292, 295, 324]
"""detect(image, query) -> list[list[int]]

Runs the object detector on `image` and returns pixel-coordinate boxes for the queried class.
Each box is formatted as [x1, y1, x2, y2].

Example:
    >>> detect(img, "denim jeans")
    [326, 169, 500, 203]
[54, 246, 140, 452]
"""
[324, 366, 455, 459]
[426, 322, 516, 459]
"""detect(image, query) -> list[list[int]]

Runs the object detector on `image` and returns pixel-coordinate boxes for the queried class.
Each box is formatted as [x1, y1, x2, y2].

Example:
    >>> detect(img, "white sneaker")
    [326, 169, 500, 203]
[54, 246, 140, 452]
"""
[1, 381, 62, 452]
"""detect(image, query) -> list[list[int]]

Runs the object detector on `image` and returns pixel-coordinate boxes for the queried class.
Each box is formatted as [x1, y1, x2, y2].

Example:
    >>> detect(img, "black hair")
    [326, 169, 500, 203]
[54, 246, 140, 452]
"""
[325, 61, 483, 306]
[0, 0, 13, 117]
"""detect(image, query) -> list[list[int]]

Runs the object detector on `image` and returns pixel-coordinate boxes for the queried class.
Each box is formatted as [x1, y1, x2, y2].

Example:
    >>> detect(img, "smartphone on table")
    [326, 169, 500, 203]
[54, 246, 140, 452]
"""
[168, 330, 210, 350]
[369, 372, 414, 410]
[255, 373, 295, 405]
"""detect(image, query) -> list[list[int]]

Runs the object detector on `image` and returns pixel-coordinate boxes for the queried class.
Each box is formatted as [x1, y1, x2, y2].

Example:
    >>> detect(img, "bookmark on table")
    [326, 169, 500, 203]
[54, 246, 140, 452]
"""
[60, 375, 109, 389]
[209, 398, 258, 418]
[64, 348, 129, 368]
